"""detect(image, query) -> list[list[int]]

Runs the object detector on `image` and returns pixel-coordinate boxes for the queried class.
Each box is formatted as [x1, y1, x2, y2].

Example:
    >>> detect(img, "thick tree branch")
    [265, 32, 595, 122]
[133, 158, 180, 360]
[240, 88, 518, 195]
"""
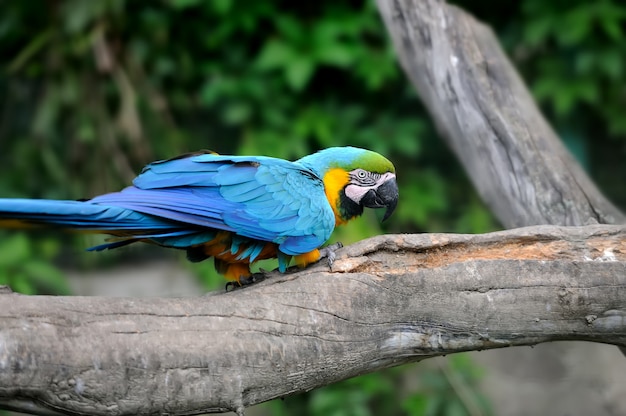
[377, 0, 626, 366]
[376, 0, 625, 227]
[1, 225, 625, 415]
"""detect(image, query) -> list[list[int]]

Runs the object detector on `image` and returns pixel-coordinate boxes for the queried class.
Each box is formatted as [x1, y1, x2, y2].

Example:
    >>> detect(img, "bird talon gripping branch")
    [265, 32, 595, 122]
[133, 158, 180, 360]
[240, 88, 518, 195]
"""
[225, 273, 266, 291]
[0, 147, 398, 284]
[319, 242, 343, 268]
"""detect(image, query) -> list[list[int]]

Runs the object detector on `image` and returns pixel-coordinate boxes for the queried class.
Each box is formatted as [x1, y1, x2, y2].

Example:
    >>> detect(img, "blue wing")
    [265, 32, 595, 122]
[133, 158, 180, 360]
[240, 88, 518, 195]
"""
[89, 153, 336, 255]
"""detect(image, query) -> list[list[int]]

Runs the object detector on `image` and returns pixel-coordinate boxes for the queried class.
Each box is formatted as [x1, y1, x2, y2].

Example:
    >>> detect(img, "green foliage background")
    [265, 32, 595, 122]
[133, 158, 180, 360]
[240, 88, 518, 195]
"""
[0, 0, 624, 415]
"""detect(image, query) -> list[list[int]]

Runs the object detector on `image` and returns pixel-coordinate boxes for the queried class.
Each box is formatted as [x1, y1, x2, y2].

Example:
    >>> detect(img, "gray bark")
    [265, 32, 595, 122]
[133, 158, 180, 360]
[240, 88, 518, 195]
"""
[1, 225, 626, 415]
[376, 0, 625, 228]
[376, 0, 626, 363]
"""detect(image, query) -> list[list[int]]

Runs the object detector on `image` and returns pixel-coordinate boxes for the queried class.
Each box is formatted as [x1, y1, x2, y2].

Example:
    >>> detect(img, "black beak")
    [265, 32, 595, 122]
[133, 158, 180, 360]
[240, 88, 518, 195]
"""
[361, 177, 399, 222]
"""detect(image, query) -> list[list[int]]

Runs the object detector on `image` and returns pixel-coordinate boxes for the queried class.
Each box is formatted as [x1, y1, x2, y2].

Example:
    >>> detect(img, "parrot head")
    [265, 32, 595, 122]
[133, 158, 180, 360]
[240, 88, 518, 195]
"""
[298, 147, 399, 225]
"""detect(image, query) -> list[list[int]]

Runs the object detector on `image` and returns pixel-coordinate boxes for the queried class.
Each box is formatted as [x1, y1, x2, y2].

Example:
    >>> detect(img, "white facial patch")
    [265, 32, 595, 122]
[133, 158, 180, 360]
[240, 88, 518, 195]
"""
[344, 184, 371, 203]
[345, 172, 396, 203]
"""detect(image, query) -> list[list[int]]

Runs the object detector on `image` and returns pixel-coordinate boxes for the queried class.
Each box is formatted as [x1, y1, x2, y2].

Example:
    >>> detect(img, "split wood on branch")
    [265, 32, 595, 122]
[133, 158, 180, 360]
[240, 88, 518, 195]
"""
[376, 0, 626, 362]
[1, 225, 625, 416]
[376, 0, 625, 228]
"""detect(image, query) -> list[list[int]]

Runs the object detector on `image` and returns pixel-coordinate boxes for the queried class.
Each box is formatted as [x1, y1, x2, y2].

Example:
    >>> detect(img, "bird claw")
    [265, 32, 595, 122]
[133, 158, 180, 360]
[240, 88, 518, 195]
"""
[319, 242, 343, 268]
[223, 245, 343, 291]
[224, 272, 266, 291]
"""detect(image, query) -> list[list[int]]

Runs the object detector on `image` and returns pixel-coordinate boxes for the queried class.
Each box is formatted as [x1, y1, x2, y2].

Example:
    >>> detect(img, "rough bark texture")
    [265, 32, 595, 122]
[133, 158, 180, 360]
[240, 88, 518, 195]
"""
[1, 225, 626, 415]
[376, 0, 625, 228]
[376, 0, 626, 365]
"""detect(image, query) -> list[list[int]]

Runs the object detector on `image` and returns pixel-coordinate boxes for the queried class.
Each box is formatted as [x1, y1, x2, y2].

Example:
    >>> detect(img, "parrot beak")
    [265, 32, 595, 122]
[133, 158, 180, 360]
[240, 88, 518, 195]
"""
[361, 176, 399, 222]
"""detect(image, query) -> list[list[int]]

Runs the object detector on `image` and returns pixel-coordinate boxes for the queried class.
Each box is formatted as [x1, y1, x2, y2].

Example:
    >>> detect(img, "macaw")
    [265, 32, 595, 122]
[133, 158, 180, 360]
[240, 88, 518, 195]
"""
[0, 146, 398, 284]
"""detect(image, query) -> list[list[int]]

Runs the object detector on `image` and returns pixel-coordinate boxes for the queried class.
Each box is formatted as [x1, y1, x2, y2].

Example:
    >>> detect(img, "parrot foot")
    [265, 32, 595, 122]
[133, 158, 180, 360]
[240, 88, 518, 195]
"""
[319, 242, 343, 267]
[224, 272, 266, 291]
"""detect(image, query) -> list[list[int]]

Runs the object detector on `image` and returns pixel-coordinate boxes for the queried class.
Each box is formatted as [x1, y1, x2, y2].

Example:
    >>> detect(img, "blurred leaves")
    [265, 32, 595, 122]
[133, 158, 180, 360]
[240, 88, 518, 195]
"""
[402, 355, 492, 416]
[0, 231, 69, 295]
[516, 0, 626, 134]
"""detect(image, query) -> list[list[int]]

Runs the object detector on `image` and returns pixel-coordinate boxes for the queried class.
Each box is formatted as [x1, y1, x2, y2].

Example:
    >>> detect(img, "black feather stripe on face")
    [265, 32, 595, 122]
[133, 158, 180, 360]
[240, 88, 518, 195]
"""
[338, 189, 364, 221]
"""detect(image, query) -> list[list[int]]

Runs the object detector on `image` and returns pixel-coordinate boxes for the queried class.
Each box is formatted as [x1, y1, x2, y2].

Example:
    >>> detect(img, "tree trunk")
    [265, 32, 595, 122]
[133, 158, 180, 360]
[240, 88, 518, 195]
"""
[376, 0, 626, 367]
[1, 225, 625, 415]
[375, 0, 625, 228]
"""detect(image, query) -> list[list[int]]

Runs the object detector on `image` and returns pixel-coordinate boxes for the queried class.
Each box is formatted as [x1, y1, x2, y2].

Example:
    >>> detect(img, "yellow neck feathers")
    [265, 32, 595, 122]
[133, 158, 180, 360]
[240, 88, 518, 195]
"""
[322, 168, 350, 225]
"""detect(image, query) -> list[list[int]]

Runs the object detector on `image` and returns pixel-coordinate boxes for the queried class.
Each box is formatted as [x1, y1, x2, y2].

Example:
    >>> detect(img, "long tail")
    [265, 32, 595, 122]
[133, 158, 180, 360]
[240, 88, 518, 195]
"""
[0, 199, 170, 230]
[0, 198, 198, 250]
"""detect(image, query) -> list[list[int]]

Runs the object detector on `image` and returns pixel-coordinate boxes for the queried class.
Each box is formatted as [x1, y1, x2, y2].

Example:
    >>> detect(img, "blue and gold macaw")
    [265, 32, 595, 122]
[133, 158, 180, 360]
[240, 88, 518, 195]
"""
[0, 147, 398, 284]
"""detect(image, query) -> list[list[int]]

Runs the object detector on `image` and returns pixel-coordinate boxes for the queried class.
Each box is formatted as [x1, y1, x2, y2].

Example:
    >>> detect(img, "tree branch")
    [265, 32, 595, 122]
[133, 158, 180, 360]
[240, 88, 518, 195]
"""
[376, 0, 625, 227]
[1, 225, 625, 415]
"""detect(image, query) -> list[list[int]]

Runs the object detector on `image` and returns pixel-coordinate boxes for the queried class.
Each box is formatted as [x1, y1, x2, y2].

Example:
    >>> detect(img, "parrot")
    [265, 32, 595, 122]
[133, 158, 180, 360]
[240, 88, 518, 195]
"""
[0, 146, 398, 285]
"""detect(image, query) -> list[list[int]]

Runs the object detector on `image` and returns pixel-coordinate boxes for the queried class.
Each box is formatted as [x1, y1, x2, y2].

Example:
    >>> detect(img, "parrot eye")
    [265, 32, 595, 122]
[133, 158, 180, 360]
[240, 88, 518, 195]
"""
[350, 169, 377, 186]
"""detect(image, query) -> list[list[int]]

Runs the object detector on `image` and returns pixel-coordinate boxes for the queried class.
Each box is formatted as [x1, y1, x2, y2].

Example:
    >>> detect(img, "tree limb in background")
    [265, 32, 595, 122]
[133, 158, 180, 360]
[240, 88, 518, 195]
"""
[1, 225, 625, 416]
[376, 0, 625, 228]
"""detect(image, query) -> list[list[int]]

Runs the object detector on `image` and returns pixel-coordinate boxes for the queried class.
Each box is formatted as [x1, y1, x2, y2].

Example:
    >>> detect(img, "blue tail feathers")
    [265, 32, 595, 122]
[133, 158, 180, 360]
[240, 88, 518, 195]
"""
[0, 198, 204, 251]
[0, 198, 172, 230]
